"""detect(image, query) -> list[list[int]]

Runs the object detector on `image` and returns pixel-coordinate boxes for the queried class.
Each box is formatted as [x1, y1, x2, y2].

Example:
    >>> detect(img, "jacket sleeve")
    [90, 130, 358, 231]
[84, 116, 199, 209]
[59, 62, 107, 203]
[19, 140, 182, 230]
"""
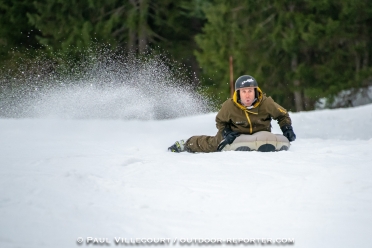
[265, 97, 292, 128]
[215, 100, 231, 133]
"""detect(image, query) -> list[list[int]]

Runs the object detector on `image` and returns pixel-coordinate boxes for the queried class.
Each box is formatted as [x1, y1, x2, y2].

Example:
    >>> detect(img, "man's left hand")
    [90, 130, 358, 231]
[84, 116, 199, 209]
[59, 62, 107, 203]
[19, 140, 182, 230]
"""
[281, 125, 296, 141]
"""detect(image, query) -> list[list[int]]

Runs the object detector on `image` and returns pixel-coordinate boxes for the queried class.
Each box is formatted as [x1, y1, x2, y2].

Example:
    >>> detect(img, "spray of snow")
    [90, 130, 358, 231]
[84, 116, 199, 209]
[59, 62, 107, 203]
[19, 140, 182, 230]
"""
[0, 47, 214, 119]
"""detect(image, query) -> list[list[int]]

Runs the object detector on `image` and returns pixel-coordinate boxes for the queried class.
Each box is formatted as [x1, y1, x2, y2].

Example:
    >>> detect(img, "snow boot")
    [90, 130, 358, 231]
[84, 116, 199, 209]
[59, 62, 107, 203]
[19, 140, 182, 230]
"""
[168, 140, 186, 153]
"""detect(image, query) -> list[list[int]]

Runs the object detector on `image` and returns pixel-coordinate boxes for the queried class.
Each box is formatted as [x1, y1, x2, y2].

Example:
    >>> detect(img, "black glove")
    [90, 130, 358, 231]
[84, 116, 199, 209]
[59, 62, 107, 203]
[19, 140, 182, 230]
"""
[217, 126, 240, 151]
[281, 125, 296, 141]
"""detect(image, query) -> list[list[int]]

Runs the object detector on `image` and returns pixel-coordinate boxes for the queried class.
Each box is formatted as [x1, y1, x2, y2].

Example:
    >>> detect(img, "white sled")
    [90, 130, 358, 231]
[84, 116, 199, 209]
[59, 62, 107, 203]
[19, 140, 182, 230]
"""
[222, 131, 290, 152]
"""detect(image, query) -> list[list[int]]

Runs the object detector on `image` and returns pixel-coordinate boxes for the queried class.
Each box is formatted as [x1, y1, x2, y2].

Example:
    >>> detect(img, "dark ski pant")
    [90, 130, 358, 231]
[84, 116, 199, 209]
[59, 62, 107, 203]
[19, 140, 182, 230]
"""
[185, 132, 223, 153]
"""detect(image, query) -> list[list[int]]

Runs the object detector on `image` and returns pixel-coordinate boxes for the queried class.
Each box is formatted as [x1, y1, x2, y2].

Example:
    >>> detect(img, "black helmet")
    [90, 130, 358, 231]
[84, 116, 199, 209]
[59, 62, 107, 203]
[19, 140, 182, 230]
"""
[235, 75, 258, 90]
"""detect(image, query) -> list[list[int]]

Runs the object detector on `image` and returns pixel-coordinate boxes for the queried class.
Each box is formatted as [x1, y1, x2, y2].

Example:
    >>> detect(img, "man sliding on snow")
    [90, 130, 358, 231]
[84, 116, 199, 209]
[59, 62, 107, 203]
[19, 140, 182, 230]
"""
[168, 75, 296, 153]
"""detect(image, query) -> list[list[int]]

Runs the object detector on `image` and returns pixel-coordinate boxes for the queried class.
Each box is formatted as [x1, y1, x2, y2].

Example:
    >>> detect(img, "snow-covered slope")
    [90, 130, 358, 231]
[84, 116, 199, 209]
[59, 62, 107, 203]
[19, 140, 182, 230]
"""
[1, 104, 372, 248]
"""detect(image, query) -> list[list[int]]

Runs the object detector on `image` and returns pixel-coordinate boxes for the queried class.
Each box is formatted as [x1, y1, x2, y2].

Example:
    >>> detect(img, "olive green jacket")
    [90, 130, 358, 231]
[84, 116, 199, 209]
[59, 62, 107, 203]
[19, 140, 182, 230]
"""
[185, 87, 292, 153]
[216, 87, 292, 135]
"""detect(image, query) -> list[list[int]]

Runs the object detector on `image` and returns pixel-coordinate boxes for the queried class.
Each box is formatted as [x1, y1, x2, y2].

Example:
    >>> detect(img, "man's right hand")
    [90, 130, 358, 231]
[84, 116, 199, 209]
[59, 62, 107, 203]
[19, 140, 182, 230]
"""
[217, 126, 240, 151]
[224, 131, 240, 144]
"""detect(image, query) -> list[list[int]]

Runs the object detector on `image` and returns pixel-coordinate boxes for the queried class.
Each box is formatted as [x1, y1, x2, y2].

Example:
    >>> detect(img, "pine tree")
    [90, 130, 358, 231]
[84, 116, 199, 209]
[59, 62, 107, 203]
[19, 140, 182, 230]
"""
[195, 0, 372, 110]
[0, 0, 41, 64]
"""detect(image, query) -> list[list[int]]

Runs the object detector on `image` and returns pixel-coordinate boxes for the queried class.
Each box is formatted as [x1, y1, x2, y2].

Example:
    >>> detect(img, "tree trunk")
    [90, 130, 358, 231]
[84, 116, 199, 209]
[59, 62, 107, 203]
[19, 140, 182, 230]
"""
[291, 54, 304, 111]
[128, 0, 138, 51]
[229, 56, 234, 98]
[128, 30, 136, 51]
[289, 4, 303, 112]
[355, 50, 360, 81]
[138, 0, 148, 54]
[363, 50, 369, 70]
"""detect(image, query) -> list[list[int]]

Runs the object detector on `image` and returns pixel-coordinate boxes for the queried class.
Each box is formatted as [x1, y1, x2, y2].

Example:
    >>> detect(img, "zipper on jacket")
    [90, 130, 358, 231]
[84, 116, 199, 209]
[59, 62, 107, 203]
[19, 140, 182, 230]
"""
[244, 111, 253, 134]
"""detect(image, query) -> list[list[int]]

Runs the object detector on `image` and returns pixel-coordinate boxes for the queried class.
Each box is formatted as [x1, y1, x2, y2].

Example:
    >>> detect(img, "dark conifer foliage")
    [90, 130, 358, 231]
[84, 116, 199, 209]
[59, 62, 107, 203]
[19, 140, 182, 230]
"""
[1, 0, 371, 110]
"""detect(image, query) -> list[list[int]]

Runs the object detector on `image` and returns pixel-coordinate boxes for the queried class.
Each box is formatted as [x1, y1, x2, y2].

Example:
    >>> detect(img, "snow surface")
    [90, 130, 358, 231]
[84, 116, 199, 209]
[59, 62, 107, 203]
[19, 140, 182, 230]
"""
[1, 104, 372, 248]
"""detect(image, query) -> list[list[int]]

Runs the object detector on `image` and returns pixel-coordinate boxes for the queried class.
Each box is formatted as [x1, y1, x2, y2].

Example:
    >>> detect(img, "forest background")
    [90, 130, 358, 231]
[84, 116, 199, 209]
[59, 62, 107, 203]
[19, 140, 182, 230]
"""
[1, 0, 372, 112]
